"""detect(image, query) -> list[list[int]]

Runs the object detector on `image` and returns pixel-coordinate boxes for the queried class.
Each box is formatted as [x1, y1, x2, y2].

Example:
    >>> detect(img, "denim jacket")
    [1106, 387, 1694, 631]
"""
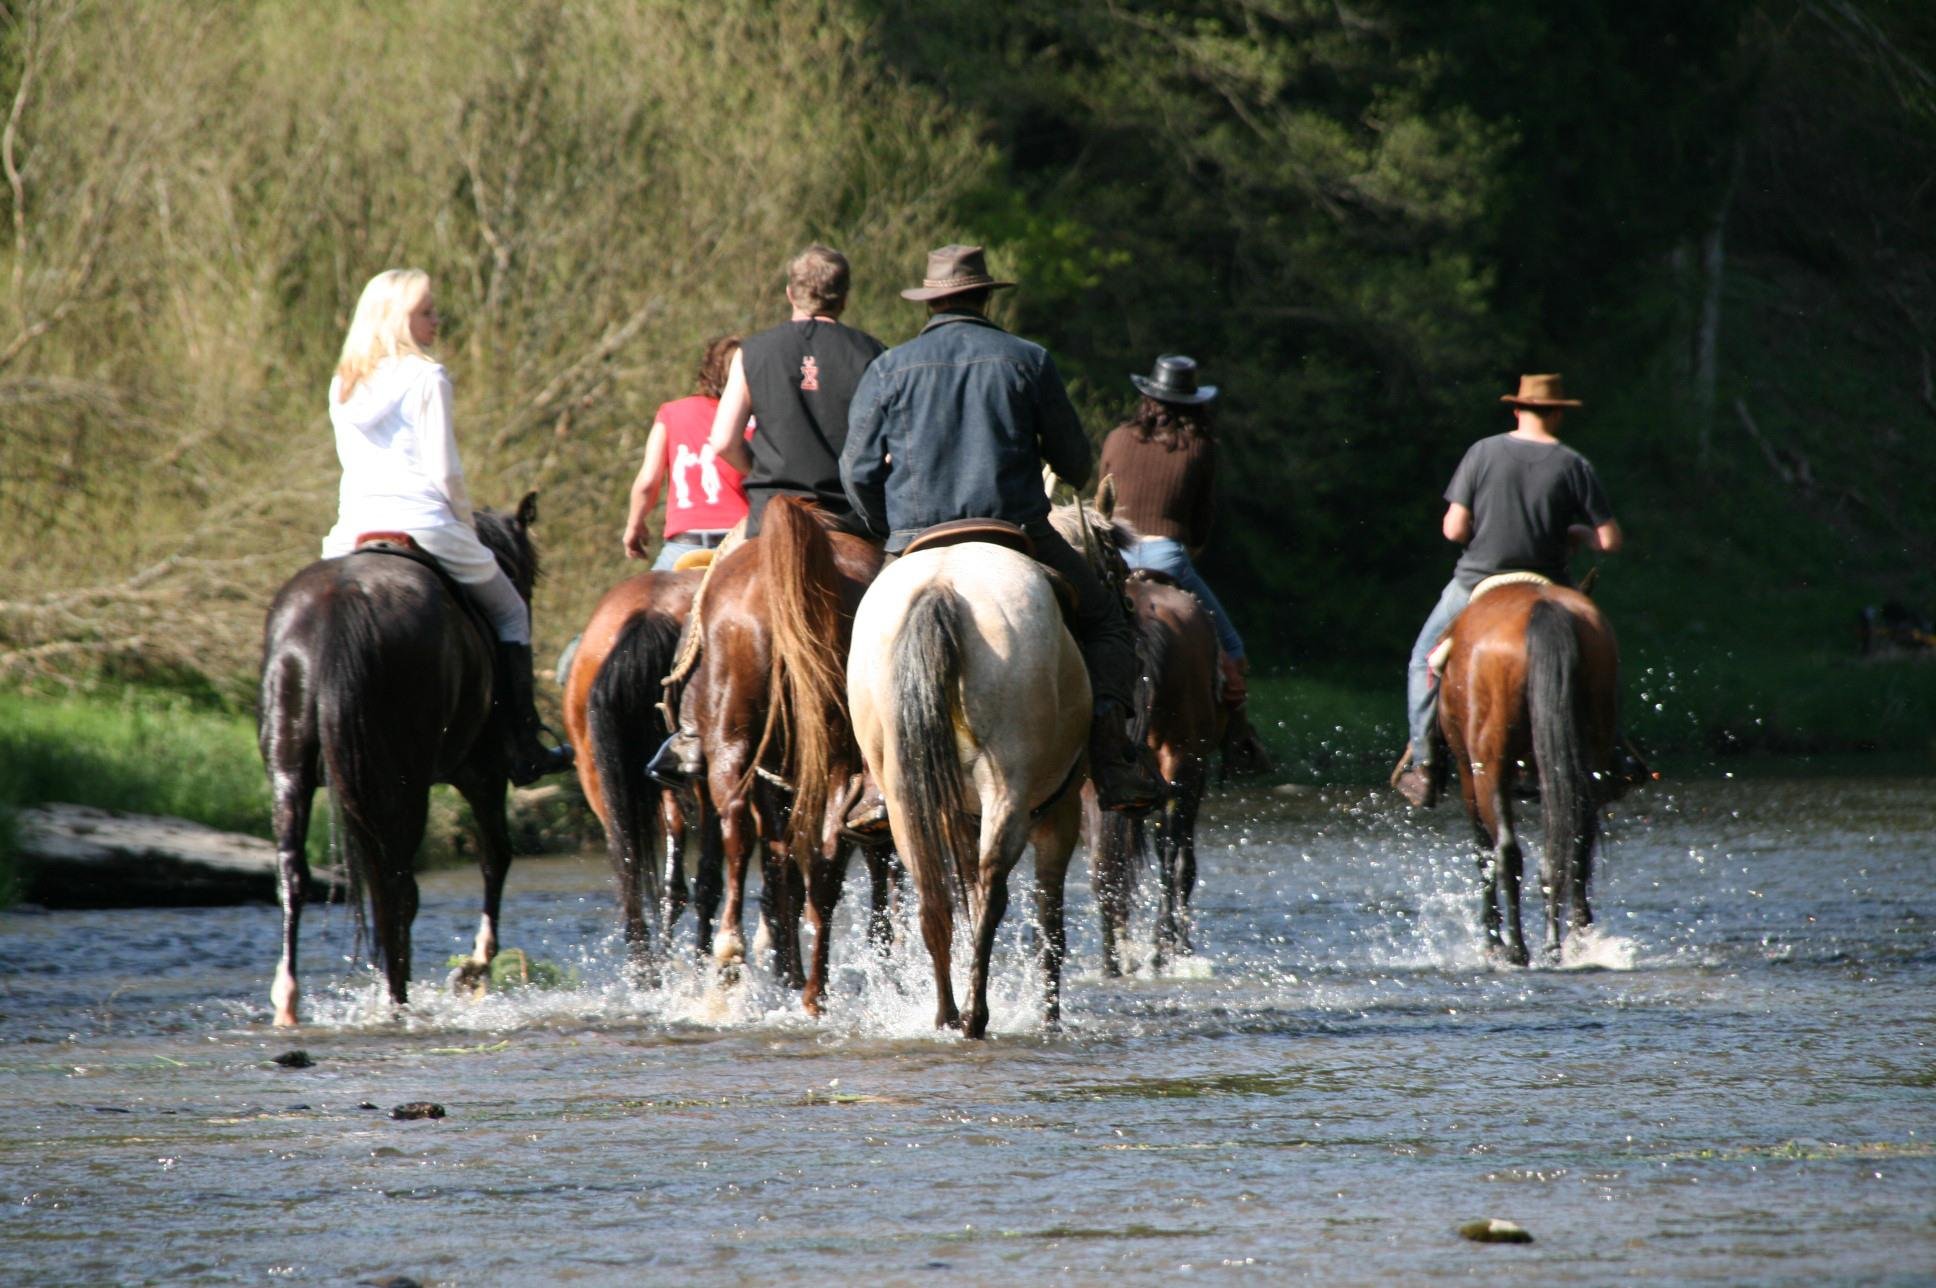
[840, 311, 1092, 551]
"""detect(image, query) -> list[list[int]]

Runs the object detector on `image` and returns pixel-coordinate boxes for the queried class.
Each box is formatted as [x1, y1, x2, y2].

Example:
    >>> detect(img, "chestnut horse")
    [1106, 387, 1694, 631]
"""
[561, 568, 724, 974]
[847, 502, 1130, 1037]
[682, 496, 889, 1015]
[1091, 569, 1225, 976]
[1436, 581, 1621, 965]
[258, 494, 543, 1026]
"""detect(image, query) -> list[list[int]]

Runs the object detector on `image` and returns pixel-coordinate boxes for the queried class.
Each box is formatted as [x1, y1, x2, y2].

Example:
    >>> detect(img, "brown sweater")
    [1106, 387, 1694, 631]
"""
[1098, 424, 1216, 548]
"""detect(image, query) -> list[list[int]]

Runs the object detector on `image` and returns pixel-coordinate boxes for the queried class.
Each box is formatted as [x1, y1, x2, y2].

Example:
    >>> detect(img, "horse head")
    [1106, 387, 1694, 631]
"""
[475, 490, 542, 604]
[1051, 478, 1137, 601]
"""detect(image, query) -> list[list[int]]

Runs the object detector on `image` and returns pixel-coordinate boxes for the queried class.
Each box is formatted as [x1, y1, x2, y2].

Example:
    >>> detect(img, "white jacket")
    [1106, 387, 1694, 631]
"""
[324, 355, 473, 545]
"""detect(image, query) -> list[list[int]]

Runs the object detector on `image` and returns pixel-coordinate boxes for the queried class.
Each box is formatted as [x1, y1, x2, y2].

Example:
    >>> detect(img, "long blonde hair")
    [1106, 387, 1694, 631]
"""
[335, 268, 434, 399]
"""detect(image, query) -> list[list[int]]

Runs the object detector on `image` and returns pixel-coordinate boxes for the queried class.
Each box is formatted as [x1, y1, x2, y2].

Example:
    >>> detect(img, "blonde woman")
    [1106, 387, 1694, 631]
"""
[321, 268, 570, 785]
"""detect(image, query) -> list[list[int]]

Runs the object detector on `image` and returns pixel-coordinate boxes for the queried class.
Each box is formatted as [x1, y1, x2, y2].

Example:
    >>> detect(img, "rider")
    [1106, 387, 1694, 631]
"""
[321, 268, 571, 787]
[840, 244, 1163, 814]
[621, 334, 750, 568]
[1100, 354, 1270, 773]
[1390, 373, 1621, 808]
[650, 244, 885, 786]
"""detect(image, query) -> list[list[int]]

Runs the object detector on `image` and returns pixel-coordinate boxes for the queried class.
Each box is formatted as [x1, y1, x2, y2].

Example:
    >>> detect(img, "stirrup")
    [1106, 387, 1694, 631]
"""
[646, 731, 703, 789]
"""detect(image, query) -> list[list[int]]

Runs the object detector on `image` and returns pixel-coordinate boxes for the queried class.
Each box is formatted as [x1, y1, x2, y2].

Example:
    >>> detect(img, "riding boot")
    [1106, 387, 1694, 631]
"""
[645, 687, 706, 790]
[840, 770, 890, 842]
[1389, 740, 1440, 809]
[1217, 653, 1274, 777]
[1091, 700, 1164, 814]
[497, 642, 574, 788]
[1604, 733, 1654, 801]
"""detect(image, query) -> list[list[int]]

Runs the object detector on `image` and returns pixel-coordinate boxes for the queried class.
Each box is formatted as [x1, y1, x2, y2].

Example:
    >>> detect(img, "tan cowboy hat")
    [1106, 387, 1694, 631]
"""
[1501, 373, 1583, 409]
[901, 244, 1016, 302]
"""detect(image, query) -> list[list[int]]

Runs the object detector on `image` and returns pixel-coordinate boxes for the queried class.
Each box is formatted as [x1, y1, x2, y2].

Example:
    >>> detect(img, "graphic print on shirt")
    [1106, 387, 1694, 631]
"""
[800, 355, 820, 392]
[671, 442, 724, 511]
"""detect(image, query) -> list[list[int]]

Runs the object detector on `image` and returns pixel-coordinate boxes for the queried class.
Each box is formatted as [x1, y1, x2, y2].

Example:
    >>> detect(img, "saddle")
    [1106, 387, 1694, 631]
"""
[902, 517, 1036, 559]
[351, 532, 493, 643]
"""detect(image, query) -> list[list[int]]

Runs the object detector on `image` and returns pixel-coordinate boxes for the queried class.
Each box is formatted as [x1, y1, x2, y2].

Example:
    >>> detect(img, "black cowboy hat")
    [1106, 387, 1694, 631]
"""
[900, 244, 1016, 302]
[1131, 354, 1218, 405]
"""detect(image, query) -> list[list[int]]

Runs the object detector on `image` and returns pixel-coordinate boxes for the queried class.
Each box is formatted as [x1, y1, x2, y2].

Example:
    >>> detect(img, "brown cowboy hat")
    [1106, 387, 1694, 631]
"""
[900, 244, 1016, 302]
[1500, 373, 1583, 409]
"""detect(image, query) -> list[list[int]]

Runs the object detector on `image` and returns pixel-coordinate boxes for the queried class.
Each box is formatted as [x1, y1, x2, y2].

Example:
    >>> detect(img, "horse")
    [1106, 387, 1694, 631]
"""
[257, 493, 545, 1026]
[561, 568, 724, 975]
[680, 495, 891, 1015]
[1091, 568, 1225, 977]
[1435, 579, 1622, 965]
[847, 500, 1131, 1038]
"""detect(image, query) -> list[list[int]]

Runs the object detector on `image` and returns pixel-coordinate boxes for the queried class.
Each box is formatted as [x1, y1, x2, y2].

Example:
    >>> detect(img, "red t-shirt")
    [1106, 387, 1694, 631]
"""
[656, 395, 751, 537]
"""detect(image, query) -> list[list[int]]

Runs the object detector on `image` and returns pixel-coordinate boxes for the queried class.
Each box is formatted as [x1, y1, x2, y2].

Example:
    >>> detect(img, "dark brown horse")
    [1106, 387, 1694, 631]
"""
[1091, 569, 1226, 976]
[682, 496, 889, 1015]
[258, 493, 544, 1026]
[562, 568, 724, 975]
[1436, 581, 1621, 965]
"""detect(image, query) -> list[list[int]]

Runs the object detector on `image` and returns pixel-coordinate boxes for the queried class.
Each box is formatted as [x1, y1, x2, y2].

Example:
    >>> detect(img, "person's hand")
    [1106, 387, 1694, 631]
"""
[622, 517, 649, 560]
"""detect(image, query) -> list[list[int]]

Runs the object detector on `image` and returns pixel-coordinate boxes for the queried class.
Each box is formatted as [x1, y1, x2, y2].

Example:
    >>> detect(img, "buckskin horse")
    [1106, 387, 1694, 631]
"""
[1435, 577, 1622, 965]
[847, 500, 1131, 1037]
[257, 493, 546, 1026]
[1091, 568, 1225, 976]
[561, 568, 724, 975]
[680, 495, 890, 1015]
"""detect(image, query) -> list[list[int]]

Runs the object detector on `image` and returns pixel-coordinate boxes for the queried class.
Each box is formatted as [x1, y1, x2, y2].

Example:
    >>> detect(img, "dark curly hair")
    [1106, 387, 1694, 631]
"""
[1124, 394, 1215, 450]
[695, 334, 741, 399]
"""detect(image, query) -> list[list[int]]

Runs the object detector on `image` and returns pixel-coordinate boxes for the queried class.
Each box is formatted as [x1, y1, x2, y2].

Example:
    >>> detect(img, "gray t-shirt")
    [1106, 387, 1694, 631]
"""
[1445, 433, 1614, 589]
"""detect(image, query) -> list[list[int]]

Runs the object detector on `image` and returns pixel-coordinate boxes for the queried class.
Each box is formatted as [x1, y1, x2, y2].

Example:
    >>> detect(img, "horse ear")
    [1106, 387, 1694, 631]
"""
[517, 491, 539, 528]
[1094, 474, 1117, 521]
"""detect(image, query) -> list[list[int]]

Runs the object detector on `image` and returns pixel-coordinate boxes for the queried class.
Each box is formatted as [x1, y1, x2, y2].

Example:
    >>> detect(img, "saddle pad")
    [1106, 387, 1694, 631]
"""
[354, 530, 420, 553]
[902, 518, 1035, 559]
[1469, 570, 1553, 601]
[672, 549, 715, 572]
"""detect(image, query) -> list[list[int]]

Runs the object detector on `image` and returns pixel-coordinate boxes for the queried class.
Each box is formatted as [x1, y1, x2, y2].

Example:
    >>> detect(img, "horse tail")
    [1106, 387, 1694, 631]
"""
[314, 591, 417, 980]
[891, 582, 980, 933]
[588, 609, 683, 922]
[1526, 596, 1594, 904]
[756, 496, 848, 863]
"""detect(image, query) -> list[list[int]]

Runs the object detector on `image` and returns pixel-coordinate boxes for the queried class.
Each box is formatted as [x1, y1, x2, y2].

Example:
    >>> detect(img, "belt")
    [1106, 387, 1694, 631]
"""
[670, 529, 732, 549]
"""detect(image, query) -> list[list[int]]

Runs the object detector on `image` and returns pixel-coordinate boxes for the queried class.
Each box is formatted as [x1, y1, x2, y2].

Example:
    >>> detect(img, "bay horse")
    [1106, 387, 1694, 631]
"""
[560, 568, 724, 975]
[1435, 579, 1621, 965]
[682, 495, 890, 1015]
[258, 493, 544, 1026]
[847, 502, 1129, 1038]
[1091, 568, 1225, 976]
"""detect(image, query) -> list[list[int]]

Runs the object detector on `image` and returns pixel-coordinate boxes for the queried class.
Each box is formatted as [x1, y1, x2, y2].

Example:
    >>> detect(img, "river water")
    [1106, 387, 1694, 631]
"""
[2, 771, 1932, 1284]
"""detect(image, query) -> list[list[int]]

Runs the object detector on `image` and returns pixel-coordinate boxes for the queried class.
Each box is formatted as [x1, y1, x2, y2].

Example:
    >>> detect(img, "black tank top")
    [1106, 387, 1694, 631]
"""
[738, 318, 884, 534]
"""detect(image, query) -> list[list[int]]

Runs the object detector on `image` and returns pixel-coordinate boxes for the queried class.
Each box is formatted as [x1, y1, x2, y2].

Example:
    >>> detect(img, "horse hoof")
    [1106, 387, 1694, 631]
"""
[447, 964, 489, 998]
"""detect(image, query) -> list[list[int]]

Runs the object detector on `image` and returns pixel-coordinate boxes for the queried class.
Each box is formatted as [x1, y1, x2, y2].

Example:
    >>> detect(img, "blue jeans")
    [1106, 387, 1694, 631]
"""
[1407, 578, 1471, 755]
[1122, 537, 1245, 661]
[650, 528, 733, 571]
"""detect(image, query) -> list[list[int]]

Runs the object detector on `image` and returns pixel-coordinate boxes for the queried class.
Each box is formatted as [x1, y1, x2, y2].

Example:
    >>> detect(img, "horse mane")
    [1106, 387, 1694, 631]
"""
[473, 507, 539, 601]
[1047, 500, 1137, 560]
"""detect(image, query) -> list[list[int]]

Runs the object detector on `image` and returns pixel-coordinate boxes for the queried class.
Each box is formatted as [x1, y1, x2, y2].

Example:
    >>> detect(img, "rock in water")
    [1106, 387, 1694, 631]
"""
[271, 1050, 314, 1068]
[390, 1102, 446, 1121]
[14, 803, 345, 908]
[1459, 1218, 1533, 1244]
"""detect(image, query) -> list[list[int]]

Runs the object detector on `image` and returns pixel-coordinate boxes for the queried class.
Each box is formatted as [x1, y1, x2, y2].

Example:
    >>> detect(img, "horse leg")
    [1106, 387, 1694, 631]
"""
[708, 759, 754, 975]
[1173, 776, 1204, 957]
[801, 846, 853, 1018]
[757, 838, 807, 989]
[1090, 806, 1133, 978]
[1471, 765, 1529, 966]
[1152, 802, 1180, 970]
[888, 795, 959, 1030]
[1029, 796, 1083, 1031]
[451, 774, 515, 990]
[863, 844, 897, 960]
[657, 788, 688, 949]
[965, 813, 1026, 1040]
[269, 764, 316, 1028]
[1569, 827, 1597, 937]
[691, 800, 725, 957]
